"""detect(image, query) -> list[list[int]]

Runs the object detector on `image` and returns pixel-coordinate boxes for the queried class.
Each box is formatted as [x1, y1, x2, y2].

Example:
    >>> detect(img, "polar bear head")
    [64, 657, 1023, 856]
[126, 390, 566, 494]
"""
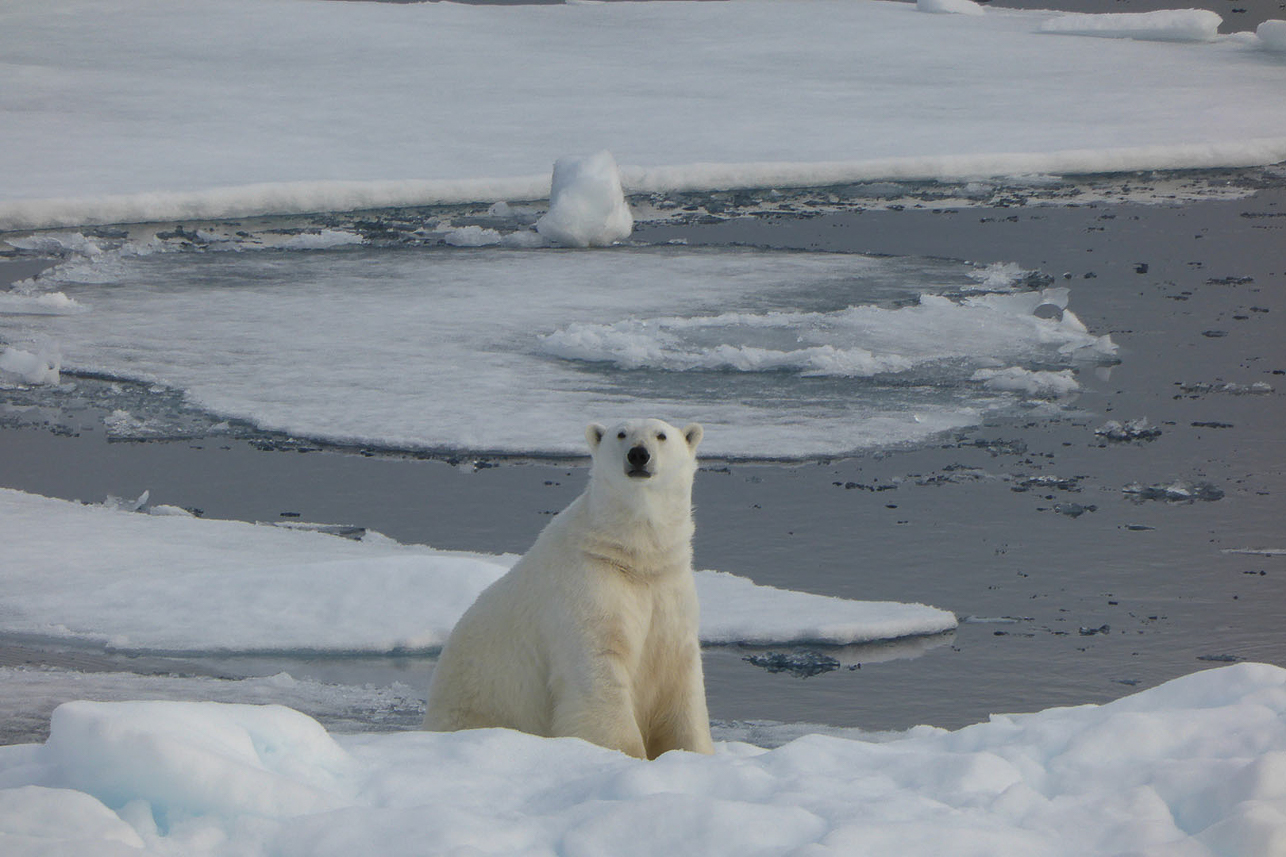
[586, 418, 703, 490]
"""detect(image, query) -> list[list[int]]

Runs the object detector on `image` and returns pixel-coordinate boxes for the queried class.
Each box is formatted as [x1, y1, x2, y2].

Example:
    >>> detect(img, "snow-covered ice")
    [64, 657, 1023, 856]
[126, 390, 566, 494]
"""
[1, 242, 1116, 457]
[0, 487, 955, 654]
[0, 344, 60, 386]
[535, 151, 634, 248]
[1259, 19, 1286, 50]
[2, 0, 1285, 229]
[2, 663, 1284, 855]
[1037, 9, 1223, 42]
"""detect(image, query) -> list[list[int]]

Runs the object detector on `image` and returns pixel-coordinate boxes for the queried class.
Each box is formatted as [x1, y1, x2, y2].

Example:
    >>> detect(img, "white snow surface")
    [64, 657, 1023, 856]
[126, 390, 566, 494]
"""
[1, 243, 1115, 457]
[0, 487, 955, 654]
[2, 663, 1285, 855]
[1259, 19, 1286, 50]
[535, 151, 634, 247]
[1037, 9, 1223, 41]
[2, 0, 1286, 230]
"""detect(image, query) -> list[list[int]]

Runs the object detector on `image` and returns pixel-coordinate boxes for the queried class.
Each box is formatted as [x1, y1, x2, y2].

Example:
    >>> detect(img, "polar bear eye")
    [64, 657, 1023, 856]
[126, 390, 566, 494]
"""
[656, 432, 667, 442]
[617, 431, 626, 439]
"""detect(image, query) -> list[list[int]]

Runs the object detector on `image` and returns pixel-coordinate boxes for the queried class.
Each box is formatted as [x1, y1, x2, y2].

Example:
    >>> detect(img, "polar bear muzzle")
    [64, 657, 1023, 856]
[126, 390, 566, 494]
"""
[626, 444, 652, 478]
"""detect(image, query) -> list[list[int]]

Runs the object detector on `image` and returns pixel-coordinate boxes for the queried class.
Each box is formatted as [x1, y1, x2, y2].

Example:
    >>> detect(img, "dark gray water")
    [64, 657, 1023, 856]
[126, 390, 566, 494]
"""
[2, 177, 1282, 739]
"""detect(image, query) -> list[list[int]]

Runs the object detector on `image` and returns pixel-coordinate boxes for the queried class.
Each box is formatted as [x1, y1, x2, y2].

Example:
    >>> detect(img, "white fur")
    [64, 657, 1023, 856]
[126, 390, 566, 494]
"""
[423, 418, 713, 759]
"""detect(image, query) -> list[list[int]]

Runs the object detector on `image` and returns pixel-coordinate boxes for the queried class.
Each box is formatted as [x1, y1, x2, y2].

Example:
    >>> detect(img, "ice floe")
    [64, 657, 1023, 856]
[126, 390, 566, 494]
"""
[2, 0, 1285, 229]
[0, 487, 955, 654]
[0, 244, 1115, 458]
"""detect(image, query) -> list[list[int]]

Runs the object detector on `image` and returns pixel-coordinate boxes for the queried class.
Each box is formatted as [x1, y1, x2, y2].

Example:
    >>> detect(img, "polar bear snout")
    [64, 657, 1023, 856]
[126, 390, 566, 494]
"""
[626, 444, 652, 477]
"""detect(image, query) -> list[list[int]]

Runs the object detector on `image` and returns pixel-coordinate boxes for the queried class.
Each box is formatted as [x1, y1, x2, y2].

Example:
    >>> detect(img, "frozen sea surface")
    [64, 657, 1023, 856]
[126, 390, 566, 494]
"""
[0, 239, 1116, 458]
[2, 0, 1286, 228]
[0, 487, 956, 655]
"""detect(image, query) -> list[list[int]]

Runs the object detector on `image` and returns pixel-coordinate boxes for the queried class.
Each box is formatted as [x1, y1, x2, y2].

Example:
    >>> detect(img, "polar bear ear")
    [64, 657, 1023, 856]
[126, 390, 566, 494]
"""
[683, 422, 703, 451]
[586, 422, 607, 450]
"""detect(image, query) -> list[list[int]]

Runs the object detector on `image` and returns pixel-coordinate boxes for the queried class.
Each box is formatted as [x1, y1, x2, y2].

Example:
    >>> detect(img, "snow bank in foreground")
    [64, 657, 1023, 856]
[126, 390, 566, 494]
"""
[1038, 9, 1223, 42]
[3, 0, 1286, 230]
[535, 151, 634, 248]
[0, 488, 955, 653]
[2, 664, 1284, 855]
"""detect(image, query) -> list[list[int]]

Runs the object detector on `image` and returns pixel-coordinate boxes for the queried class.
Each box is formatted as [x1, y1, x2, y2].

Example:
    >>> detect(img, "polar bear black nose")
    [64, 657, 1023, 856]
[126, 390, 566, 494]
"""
[627, 445, 650, 468]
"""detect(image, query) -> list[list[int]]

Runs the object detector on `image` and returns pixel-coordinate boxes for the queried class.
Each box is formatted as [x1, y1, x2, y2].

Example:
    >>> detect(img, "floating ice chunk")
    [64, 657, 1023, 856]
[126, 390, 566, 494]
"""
[964, 262, 1035, 292]
[443, 225, 503, 247]
[279, 230, 364, 250]
[1124, 480, 1225, 503]
[1095, 418, 1161, 441]
[0, 291, 85, 316]
[0, 345, 60, 385]
[100, 490, 150, 513]
[5, 232, 105, 258]
[971, 367, 1079, 397]
[917, 0, 985, 16]
[1038, 10, 1222, 42]
[535, 151, 633, 248]
[1258, 20, 1286, 52]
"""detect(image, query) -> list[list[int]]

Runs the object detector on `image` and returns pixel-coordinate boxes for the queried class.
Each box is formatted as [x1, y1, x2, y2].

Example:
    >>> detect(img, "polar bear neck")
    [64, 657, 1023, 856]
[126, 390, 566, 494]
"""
[574, 481, 696, 577]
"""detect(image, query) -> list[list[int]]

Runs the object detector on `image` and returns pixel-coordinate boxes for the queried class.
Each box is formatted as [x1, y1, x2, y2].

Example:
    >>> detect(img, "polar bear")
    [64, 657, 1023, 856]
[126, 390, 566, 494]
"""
[423, 418, 714, 759]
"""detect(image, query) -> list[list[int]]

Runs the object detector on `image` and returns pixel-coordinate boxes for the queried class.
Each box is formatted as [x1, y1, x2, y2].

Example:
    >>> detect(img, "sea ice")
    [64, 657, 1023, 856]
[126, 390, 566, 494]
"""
[0, 345, 60, 386]
[0, 487, 955, 654]
[2, 0, 1285, 229]
[1, 244, 1114, 457]
[1, 663, 1284, 855]
[535, 151, 634, 248]
[970, 366, 1079, 397]
[1259, 19, 1286, 51]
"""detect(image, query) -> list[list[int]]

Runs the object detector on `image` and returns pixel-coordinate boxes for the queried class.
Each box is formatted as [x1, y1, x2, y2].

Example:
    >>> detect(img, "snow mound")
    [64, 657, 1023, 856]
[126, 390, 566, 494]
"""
[1259, 20, 1286, 51]
[2, 664, 1285, 855]
[0, 345, 60, 385]
[1038, 9, 1222, 42]
[917, 0, 985, 17]
[535, 151, 634, 248]
[0, 487, 955, 654]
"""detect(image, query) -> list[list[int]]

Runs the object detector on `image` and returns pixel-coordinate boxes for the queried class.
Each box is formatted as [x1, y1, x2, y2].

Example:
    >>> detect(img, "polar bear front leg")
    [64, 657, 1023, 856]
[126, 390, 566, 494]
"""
[552, 663, 648, 759]
[645, 645, 715, 757]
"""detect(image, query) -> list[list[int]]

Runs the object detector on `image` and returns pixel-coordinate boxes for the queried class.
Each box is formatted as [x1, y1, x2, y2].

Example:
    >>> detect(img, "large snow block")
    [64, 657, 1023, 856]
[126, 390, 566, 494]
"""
[535, 151, 633, 248]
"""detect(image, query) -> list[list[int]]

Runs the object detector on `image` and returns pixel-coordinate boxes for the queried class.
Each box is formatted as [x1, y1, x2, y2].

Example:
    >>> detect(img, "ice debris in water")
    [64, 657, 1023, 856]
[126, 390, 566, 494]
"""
[1095, 418, 1161, 441]
[535, 151, 633, 248]
[743, 649, 844, 678]
[0, 290, 84, 316]
[971, 367, 1078, 398]
[0, 342, 61, 385]
[1123, 480, 1225, 503]
[100, 490, 150, 513]
[1179, 380, 1274, 395]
